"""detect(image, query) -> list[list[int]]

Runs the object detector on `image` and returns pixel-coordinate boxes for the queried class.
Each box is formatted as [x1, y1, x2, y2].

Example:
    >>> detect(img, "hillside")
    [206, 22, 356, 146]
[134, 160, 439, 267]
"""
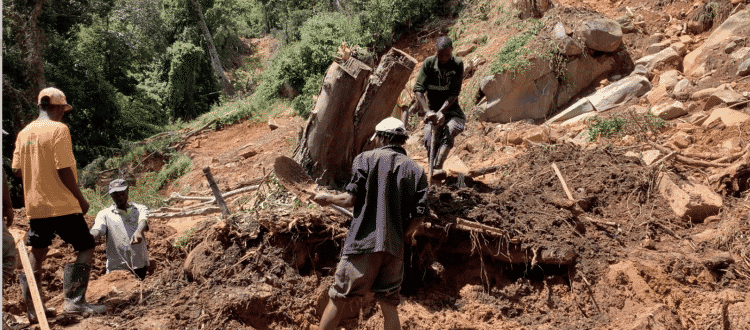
[3, 0, 750, 329]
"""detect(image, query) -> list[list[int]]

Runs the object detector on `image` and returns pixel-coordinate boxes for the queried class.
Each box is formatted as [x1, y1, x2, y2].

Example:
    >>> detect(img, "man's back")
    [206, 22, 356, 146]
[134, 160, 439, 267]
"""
[343, 145, 429, 258]
[12, 119, 81, 219]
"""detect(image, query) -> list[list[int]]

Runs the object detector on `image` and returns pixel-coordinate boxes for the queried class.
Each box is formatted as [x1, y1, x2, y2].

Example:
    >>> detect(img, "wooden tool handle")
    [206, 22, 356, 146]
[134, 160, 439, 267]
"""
[12, 233, 51, 330]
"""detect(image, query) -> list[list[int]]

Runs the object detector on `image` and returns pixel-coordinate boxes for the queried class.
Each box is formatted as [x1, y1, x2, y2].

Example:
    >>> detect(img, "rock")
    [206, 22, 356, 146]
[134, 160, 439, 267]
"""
[646, 42, 670, 55]
[703, 215, 721, 224]
[561, 112, 598, 126]
[730, 47, 750, 60]
[702, 107, 750, 127]
[658, 173, 723, 222]
[641, 149, 662, 166]
[546, 98, 595, 124]
[477, 58, 558, 123]
[555, 55, 616, 107]
[647, 84, 668, 105]
[455, 44, 477, 57]
[725, 41, 740, 54]
[624, 151, 640, 160]
[675, 122, 697, 133]
[268, 118, 278, 130]
[553, 22, 582, 55]
[659, 70, 681, 89]
[616, 15, 637, 33]
[704, 89, 745, 110]
[702, 252, 734, 270]
[642, 238, 656, 249]
[691, 86, 725, 100]
[673, 79, 693, 99]
[684, 10, 750, 77]
[738, 58, 750, 76]
[631, 65, 648, 77]
[671, 42, 687, 56]
[678, 35, 693, 44]
[577, 18, 623, 52]
[653, 100, 687, 120]
[668, 131, 692, 149]
[647, 33, 666, 44]
[588, 75, 651, 112]
[239, 148, 258, 159]
[635, 47, 681, 73]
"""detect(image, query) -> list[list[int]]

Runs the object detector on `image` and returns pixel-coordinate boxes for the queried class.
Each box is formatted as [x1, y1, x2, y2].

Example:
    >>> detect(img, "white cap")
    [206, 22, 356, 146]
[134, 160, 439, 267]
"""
[370, 117, 407, 141]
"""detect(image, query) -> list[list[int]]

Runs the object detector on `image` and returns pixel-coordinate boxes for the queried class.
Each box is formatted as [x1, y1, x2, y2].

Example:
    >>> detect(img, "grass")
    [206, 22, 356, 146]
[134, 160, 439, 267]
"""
[172, 227, 196, 250]
[584, 115, 626, 141]
[489, 19, 541, 75]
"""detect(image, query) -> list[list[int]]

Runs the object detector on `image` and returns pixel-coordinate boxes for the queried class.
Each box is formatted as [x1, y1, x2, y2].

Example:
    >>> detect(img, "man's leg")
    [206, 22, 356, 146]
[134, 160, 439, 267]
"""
[380, 301, 401, 330]
[23, 219, 56, 324]
[318, 298, 344, 330]
[59, 214, 105, 315]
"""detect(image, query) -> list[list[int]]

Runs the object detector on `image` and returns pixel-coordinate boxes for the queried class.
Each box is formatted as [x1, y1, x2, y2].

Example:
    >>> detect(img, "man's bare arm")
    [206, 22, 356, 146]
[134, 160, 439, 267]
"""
[58, 167, 89, 215]
[313, 192, 356, 209]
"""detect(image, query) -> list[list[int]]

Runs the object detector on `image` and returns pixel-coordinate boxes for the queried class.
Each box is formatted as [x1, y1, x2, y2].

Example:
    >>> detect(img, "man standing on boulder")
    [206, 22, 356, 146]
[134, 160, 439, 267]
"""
[90, 179, 150, 280]
[12, 87, 105, 323]
[312, 117, 430, 330]
[414, 36, 465, 179]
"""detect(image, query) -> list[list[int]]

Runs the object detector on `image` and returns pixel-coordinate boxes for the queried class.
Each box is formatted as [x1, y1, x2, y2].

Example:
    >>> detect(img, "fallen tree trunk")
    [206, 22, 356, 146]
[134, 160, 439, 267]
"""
[293, 57, 372, 187]
[349, 48, 417, 160]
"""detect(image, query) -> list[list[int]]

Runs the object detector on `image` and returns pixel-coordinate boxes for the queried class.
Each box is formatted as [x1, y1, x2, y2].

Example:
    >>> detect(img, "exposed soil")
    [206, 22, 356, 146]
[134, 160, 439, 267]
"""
[4, 0, 750, 329]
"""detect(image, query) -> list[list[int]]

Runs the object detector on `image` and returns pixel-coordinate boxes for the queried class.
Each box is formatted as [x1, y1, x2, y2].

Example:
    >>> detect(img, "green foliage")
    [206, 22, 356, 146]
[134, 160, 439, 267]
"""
[292, 72, 323, 118]
[490, 19, 542, 75]
[172, 227, 196, 250]
[585, 115, 626, 141]
[165, 41, 208, 120]
[154, 153, 193, 190]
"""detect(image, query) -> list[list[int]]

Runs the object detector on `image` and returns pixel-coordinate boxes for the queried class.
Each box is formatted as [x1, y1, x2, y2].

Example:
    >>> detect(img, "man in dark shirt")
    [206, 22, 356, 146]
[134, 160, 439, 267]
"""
[313, 117, 429, 330]
[413, 36, 465, 179]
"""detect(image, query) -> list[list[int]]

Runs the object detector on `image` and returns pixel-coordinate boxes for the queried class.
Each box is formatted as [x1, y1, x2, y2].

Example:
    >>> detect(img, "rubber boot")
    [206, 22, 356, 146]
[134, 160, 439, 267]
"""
[432, 145, 450, 180]
[19, 273, 56, 324]
[62, 263, 106, 316]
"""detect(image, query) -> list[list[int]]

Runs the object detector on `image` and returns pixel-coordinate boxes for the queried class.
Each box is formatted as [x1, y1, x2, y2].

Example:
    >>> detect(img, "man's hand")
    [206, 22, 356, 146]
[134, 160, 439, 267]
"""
[79, 198, 90, 216]
[424, 111, 445, 126]
[131, 231, 144, 245]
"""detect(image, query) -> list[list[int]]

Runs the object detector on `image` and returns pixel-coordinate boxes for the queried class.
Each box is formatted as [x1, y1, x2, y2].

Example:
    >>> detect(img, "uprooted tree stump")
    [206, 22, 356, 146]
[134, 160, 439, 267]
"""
[293, 48, 417, 187]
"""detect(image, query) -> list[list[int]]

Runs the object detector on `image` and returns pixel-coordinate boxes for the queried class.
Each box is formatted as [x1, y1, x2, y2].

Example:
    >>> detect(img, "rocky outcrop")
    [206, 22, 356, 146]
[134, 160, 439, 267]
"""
[683, 9, 750, 77]
[576, 18, 623, 52]
[588, 75, 650, 112]
[553, 22, 582, 56]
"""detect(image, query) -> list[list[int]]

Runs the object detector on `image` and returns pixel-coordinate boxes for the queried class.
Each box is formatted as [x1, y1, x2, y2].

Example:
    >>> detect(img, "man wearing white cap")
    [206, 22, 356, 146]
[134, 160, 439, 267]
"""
[11, 87, 105, 322]
[312, 117, 430, 330]
[90, 179, 150, 280]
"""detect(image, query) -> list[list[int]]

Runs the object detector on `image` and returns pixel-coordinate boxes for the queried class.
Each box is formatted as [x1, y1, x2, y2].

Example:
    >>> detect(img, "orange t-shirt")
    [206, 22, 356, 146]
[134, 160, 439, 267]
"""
[11, 119, 81, 219]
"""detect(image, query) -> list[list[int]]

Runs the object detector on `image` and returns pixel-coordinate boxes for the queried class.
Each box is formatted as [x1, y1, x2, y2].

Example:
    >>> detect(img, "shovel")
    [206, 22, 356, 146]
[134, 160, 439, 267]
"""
[273, 156, 353, 218]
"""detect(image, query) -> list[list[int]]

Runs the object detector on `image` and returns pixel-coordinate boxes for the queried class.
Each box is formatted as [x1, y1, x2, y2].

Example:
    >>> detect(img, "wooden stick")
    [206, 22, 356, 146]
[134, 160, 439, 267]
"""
[455, 218, 505, 236]
[647, 141, 730, 168]
[551, 162, 575, 201]
[649, 150, 678, 167]
[12, 233, 50, 330]
[203, 167, 231, 217]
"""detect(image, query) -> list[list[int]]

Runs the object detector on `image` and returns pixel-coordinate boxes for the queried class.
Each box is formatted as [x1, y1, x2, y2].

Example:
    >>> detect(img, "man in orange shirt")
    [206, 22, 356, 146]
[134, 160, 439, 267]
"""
[12, 87, 105, 323]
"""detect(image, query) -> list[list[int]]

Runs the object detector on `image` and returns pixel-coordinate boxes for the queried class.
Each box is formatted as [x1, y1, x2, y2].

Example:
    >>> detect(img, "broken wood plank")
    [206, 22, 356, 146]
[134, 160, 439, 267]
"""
[12, 233, 50, 330]
[551, 162, 575, 201]
[203, 167, 230, 217]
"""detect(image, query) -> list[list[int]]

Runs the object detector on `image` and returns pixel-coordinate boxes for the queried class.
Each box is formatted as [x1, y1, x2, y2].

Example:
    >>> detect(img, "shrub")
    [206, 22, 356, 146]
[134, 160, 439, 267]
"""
[585, 115, 626, 141]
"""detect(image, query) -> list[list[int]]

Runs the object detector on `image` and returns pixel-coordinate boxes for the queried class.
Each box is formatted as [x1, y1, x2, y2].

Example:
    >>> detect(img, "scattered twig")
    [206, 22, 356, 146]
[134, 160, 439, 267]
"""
[647, 141, 729, 167]
[649, 150, 678, 168]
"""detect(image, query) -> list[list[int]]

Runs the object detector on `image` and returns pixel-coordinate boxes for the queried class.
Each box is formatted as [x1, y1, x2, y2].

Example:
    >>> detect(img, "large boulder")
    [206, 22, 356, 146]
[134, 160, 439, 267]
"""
[587, 75, 651, 112]
[684, 9, 750, 77]
[545, 98, 595, 124]
[555, 54, 616, 107]
[635, 47, 681, 75]
[704, 89, 745, 110]
[553, 22, 582, 56]
[477, 58, 558, 123]
[738, 58, 750, 76]
[652, 100, 687, 120]
[576, 18, 623, 52]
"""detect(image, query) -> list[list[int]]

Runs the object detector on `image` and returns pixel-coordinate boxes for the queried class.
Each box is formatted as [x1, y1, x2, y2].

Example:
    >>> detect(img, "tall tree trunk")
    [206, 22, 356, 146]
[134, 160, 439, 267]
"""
[349, 48, 417, 161]
[190, 0, 235, 96]
[293, 58, 372, 187]
[25, 0, 48, 94]
[293, 48, 417, 188]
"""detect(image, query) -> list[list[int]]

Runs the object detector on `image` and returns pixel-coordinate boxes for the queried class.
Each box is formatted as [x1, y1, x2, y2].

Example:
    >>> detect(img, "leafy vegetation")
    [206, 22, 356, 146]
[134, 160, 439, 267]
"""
[490, 19, 541, 75]
[585, 115, 626, 141]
